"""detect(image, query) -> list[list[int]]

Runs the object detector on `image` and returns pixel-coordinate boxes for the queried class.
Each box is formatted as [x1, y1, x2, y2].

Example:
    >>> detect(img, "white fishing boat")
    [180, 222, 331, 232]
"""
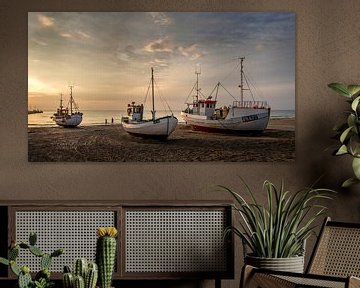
[122, 68, 178, 139]
[52, 85, 83, 127]
[181, 57, 271, 133]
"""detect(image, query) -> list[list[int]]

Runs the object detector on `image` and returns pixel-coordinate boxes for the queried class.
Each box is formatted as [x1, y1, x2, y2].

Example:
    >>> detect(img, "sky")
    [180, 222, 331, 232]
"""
[28, 12, 295, 111]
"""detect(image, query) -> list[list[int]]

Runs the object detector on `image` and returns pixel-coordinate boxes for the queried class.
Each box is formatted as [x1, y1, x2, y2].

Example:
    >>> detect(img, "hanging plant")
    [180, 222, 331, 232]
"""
[328, 83, 360, 187]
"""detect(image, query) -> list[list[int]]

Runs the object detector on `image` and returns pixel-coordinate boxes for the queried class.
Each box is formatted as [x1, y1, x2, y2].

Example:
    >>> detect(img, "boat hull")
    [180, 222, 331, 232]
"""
[122, 116, 178, 139]
[181, 107, 270, 132]
[54, 114, 83, 127]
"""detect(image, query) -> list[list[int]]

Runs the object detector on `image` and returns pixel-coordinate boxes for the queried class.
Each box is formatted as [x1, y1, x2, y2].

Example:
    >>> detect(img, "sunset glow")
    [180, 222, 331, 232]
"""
[28, 12, 295, 111]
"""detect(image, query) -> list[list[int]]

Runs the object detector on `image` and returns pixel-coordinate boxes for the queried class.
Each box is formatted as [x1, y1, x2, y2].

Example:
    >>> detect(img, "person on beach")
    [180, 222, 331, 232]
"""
[111, 117, 114, 124]
[105, 118, 108, 124]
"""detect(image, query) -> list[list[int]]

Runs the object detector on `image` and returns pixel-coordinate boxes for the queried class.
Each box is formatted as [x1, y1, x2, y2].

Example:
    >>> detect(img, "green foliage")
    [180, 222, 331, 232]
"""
[329, 82, 360, 187]
[32, 278, 54, 288]
[0, 232, 64, 288]
[221, 179, 335, 258]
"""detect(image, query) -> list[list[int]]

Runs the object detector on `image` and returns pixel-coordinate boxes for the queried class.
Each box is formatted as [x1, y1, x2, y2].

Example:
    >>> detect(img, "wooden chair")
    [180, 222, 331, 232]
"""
[241, 217, 360, 288]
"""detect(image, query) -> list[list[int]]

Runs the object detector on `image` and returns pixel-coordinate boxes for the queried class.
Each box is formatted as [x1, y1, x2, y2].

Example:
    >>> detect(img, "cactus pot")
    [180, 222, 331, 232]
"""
[245, 254, 305, 273]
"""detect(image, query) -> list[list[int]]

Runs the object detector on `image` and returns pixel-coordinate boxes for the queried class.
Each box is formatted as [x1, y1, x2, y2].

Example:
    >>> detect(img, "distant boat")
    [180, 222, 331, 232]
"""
[51, 85, 83, 127]
[28, 108, 43, 114]
[181, 57, 271, 133]
[121, 67, 178, 139]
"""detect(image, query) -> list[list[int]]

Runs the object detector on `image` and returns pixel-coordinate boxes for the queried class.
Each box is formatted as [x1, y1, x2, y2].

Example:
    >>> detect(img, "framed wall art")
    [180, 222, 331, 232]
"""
[28, 12, 295, 162]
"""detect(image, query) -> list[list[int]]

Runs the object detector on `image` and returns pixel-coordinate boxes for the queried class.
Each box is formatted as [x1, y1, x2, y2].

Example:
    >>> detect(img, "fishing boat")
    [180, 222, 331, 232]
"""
[121, 67, 178, 139]
[181, 57, 271, 133]
[28, 108, 43, 114]
[51, 85, 83, 127]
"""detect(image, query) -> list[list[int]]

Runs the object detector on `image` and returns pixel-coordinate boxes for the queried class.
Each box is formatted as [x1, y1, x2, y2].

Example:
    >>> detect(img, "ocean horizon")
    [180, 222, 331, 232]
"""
[28, 109, 295, 128]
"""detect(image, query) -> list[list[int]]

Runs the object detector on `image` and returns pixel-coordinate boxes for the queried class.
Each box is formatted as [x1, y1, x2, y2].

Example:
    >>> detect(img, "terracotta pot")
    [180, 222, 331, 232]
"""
[245, 254, 305, 273]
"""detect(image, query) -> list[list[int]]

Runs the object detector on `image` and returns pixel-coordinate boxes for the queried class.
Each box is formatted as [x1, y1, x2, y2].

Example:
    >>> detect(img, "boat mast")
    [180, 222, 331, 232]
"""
[151, 67, 155, 121]
[239, 57, 245, 104]
[69, 85, 73, 114]
[60, 93, 63, 110]
[195, 64, 201, 102]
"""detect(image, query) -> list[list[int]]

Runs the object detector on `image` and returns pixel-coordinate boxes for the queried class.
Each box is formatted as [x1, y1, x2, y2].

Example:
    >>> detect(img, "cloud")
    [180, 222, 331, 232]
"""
[150, 12, 172, 26]
[59, 32, 72, 38]
[32, 39, 48, 46]
[143, 38, 174, 53]
[59, 29, 92, 40]
[178, 44, 205, 60]
[255, 43, 266, 51]
[37, 14, 55, 27]
[149, 58, 169, 68]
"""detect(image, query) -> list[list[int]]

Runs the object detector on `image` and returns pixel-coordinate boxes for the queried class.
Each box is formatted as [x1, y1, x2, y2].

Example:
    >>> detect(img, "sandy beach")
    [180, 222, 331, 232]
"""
[28, 118, 295, 162]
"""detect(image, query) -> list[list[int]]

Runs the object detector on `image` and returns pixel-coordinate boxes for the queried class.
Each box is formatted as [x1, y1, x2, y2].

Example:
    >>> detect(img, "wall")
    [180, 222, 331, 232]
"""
[0, 1, 360, 287]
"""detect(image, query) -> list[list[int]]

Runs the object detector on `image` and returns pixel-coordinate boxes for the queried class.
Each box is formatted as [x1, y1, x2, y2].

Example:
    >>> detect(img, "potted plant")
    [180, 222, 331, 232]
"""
[328, 83, 360, 187]
[221, 179, 335, 273]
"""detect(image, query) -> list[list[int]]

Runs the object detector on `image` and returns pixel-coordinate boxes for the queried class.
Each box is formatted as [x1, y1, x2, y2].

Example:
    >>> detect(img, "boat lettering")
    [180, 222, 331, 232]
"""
[242, 114, 258, 122]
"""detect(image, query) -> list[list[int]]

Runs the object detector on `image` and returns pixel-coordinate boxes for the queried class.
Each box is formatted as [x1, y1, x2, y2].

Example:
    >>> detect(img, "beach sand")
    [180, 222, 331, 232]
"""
[28, 118, 295, 162]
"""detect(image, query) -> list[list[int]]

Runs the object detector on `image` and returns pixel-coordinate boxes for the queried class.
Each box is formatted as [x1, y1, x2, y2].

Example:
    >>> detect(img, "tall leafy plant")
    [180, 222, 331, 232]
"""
[328, 83, 360, 187]
[221, 180, 334, 258]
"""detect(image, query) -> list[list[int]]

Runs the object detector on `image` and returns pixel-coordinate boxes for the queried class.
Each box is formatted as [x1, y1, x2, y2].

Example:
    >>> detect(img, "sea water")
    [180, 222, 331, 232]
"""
[28, 109, 295, 127]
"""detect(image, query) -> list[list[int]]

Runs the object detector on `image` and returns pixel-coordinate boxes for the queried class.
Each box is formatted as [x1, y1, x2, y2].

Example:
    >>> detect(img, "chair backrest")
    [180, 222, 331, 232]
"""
[307, 217, 360, 277]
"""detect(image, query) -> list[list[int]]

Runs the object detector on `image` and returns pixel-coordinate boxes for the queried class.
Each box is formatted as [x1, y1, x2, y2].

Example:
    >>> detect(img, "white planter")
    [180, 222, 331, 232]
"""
[245, 254, 305, 273]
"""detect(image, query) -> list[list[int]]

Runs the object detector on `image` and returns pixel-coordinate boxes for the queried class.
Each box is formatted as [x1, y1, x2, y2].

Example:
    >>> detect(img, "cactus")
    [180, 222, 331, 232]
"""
[0, 232, 63, 288]
[10, 260, 21, 276]
[29, 245, 44, 257]
[18, 267, 32, 288]
[74, 275, 85, 288]
[41, 253, 52, 270]
[35, 268, 51, 281]
[74, 258, 87, 279]
[29, 232, 37, 246]
[63, 259, 98, 288]
[9, 246, 19, 260]
[85, 262, 98, 288]
[96, 227, 118, 288]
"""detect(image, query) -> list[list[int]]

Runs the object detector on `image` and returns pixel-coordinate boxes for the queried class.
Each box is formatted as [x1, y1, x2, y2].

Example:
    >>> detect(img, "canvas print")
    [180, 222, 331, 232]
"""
[28, 12, 295, 162]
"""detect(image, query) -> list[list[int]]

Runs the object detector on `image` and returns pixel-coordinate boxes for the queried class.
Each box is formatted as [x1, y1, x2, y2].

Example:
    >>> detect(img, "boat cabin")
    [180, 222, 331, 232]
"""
[184, 98, 217, 118]
[198, 99, 217, 118]
[127, 102, 144, 122]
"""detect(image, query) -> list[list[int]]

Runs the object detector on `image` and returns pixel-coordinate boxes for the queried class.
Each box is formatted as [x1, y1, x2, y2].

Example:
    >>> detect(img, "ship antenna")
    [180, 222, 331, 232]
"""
[195, 63, 201, 102]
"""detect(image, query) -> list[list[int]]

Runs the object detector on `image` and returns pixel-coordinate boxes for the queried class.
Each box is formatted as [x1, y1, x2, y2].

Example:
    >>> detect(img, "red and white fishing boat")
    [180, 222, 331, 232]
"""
[181, 57, 271, 133]
[122, 68, 178, 139]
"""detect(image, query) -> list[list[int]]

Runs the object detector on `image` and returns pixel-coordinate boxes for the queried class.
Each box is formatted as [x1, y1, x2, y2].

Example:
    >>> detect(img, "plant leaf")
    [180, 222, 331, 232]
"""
[351, 96, 360, 112]
[328, 83, 351, 97]
[342, 177, 360, 188]
[349, 135, 360, 157]
[340, 126, 353, 143]
[336, 144, 348, 155]
[347, 85, 360, 97]
[352, 157, 360, 179]
[0, 257, 9, 266]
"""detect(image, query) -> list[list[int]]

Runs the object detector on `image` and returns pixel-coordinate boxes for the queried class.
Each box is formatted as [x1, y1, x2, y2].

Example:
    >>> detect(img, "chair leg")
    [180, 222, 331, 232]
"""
[240, 265, 255, 288]
[215, 278, 221, 288]
[240, 265, 296, 288]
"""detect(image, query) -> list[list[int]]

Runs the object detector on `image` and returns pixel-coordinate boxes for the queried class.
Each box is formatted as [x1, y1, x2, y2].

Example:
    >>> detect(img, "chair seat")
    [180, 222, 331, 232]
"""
[241, 218, 360, 288]
[243, 265, 360, 288]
